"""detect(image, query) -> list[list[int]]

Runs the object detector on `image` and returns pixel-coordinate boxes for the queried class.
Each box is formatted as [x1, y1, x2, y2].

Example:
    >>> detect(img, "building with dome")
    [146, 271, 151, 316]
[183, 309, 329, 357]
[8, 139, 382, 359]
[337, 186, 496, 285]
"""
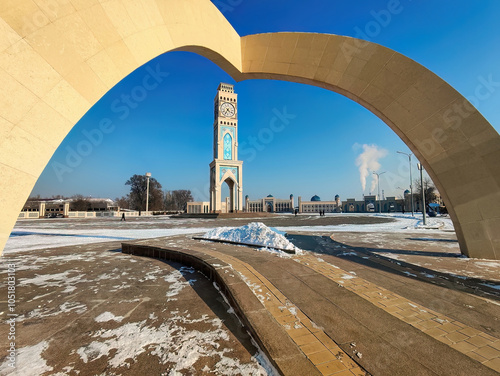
[298, 195, 342, 213]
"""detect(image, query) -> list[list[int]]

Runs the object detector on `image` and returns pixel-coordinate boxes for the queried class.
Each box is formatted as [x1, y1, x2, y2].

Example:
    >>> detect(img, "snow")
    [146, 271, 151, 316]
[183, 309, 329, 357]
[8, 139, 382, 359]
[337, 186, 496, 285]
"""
[4, 213, 456, 256]
[164, 266, 197, 301]
[18, 270, 88, 291]
[403, 271, 417, 277]
[275, 213, 455, 234]
[95, 312, 124, 323]
[341, 274, 356, 280]
[17, 302, 87, 322]
[0, 341, 52, 376]
[480, 283, 500, 291]
[4, 227, 210, 253]
[203, 222, 302, 253]
[76, 315, 270, 375]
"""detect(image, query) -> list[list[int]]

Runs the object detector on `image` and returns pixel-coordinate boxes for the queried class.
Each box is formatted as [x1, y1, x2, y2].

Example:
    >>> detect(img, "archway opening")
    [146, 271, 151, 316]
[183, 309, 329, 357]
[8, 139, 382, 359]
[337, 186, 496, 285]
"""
[222, 178, 236, 213]
[2, 30, 499, 259]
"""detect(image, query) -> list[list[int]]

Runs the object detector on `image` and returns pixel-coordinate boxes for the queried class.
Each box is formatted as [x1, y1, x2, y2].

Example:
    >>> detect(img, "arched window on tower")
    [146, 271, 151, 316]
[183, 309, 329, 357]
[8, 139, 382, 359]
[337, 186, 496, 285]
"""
[223, 133, 232, 160]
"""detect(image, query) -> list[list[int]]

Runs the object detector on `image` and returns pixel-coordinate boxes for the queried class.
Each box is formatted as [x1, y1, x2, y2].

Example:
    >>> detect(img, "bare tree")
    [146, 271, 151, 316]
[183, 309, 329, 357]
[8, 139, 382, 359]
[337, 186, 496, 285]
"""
[125, 174, 163, 211]
[70, 194, 92, 211]
[174, 190, 194, 211]
[163, 191, 176, 211]
[164, 190, 193, 212]
[114, 196, 130, 209]
[413, 177, 438, 208]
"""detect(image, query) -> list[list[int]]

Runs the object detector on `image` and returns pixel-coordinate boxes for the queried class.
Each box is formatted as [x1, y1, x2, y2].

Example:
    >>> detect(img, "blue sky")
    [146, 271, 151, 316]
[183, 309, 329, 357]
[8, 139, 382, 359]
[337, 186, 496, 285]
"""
[31, 0, 500, 203]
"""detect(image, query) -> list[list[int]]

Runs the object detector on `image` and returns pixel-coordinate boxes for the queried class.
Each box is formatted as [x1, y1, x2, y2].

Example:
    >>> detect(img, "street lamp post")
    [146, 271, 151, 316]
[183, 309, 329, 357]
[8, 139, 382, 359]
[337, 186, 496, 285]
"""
[397, 151, 414, 217]
[417, 163, 427, 225]
[373, 171, 386, 214]
[145, 172, 151, 214]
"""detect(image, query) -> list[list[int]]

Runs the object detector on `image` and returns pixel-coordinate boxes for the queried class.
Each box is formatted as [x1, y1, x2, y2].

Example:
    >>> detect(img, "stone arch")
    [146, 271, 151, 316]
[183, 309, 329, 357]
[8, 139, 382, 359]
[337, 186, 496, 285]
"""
[220, 174, 237, 213]
[240, 33, 500, 259]
[0, 1, 499, 259]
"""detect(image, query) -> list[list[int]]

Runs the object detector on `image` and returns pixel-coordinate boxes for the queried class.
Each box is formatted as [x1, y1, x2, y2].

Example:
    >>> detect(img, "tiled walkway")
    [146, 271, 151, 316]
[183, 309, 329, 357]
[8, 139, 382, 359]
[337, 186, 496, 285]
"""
[208, 249, 367, 376]
[295, 251, 500, 373]
[125, 235, 500, 375]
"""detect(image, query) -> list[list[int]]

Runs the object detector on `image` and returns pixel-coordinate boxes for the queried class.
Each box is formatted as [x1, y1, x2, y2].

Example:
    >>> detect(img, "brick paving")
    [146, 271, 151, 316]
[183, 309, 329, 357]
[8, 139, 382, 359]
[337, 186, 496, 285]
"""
[295, 251, 500, 373]
[127, 232, 500, 375]
[4, 214, 500, 375]
[207, 250, 367, 376]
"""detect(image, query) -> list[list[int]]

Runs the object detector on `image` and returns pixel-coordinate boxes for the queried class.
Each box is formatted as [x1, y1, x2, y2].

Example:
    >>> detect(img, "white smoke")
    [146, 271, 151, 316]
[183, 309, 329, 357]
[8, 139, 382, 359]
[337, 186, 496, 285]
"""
[354, 144, 388, 193]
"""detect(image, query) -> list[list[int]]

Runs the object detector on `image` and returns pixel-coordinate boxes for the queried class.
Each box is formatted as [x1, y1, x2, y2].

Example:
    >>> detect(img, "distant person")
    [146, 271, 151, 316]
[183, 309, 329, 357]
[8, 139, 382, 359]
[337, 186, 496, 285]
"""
[121, 213, 126, 221]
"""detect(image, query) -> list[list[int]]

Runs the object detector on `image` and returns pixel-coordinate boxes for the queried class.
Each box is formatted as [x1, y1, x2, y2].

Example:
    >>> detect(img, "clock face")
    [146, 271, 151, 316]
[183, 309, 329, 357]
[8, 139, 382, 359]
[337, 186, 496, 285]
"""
[220, 102, 235, 117]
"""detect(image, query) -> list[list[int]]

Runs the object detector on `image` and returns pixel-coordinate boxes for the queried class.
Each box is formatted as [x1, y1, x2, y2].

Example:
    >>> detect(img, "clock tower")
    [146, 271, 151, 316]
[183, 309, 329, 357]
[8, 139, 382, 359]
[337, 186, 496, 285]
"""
[210, 83, 243, 213]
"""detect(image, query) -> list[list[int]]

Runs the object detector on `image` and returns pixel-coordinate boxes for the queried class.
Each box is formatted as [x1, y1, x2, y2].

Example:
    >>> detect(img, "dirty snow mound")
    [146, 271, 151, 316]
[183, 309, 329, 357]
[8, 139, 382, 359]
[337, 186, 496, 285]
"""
[203, 222, 302, 254]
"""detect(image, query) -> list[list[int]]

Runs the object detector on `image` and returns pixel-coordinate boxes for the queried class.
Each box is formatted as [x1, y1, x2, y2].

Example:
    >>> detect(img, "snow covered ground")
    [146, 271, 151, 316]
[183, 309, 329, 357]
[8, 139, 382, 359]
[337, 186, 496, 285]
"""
[3, 213, 455, 255]
[275, 213, 455, 234]
[4, 226, 210, 253]
[0, 242, 276, 375]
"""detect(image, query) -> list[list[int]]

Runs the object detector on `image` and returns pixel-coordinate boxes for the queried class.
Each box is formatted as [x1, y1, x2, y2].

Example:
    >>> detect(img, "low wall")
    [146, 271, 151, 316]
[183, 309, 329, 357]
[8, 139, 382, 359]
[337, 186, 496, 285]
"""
[18, 211, 149, 219]
[18, 211, 40, 219]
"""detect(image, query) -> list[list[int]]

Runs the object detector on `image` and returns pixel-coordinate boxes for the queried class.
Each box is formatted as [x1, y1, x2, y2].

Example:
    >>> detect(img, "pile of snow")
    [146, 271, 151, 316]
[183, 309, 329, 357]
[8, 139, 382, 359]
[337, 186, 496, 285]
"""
[203, 222, 302, 254]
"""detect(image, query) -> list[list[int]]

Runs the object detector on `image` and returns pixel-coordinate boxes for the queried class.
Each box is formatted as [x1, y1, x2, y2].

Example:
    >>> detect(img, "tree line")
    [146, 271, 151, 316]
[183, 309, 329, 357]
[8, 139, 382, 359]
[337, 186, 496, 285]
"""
[115, 174, 194, 212]
[25, 174, 194, 213]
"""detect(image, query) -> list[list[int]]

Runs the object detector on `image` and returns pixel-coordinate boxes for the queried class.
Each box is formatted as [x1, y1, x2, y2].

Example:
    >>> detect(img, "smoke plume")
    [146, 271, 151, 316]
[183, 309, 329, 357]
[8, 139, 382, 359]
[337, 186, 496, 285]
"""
[354, 144, 388, 193]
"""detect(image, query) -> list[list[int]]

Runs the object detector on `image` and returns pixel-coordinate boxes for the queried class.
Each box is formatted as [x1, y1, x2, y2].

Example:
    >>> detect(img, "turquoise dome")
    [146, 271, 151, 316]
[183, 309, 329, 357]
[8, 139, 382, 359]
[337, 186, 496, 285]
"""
[267, 194, 274, 198]
[311, 195, 321, 201]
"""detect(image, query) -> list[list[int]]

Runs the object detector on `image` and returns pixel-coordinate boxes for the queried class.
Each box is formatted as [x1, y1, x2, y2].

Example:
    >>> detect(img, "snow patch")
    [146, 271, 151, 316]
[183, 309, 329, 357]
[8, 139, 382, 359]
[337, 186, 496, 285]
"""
[203, 222, 302, 254]
[164, 267, 197, 301]
[479, 283, 500, 291]
[77, 316, 269, 375]
[402, 271, 417, 277]
[0, 341, 52, 375]
[18, 301, 87, 321]
[95, 311, 124, 323]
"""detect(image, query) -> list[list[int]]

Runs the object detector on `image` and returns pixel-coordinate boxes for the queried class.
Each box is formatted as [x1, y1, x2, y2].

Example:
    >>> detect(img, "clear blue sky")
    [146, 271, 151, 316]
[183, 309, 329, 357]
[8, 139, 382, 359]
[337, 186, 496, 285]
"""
[31, 0, 500, 202]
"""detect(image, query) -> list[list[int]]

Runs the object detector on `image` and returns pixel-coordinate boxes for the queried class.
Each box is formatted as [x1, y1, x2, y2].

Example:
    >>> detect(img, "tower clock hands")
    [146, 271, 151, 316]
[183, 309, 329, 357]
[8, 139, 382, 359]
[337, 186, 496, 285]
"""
[220, 102, 235, 117]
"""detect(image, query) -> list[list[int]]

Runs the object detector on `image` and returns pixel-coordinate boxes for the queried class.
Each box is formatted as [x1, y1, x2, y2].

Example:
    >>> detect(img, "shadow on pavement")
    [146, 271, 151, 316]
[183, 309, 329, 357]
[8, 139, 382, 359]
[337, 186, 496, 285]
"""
[288, 234, 500, 302]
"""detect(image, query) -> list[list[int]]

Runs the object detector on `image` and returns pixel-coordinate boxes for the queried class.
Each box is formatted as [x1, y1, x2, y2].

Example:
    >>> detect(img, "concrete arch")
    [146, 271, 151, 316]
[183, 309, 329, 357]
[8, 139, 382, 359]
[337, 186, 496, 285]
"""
[0, 1, 499, 259]
[221, 175, 236, 213]
[239, 32, 500, 259]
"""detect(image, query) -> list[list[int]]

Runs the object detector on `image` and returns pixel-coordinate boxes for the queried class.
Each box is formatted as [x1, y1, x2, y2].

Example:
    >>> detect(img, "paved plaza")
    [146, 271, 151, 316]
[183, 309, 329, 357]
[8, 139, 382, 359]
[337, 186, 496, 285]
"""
[1, 214, 499, 375]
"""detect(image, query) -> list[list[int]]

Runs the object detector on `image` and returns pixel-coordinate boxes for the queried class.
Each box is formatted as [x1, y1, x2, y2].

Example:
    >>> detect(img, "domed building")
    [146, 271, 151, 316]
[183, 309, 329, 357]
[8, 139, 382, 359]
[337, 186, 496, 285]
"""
[297, 194, 342, 213]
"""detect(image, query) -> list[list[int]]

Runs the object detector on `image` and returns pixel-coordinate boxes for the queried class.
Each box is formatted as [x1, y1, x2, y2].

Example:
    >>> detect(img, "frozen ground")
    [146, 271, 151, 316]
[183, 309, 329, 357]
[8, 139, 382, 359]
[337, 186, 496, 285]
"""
[0, 241, 275, 375]
[275, 213, 455, 233]
[2, 213, 500, 375]
[4, 213, 454, 254]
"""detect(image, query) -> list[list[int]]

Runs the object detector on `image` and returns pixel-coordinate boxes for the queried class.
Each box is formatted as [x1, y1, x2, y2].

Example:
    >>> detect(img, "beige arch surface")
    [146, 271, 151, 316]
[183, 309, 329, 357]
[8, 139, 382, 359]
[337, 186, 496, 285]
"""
[0, 1, 499, 259]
